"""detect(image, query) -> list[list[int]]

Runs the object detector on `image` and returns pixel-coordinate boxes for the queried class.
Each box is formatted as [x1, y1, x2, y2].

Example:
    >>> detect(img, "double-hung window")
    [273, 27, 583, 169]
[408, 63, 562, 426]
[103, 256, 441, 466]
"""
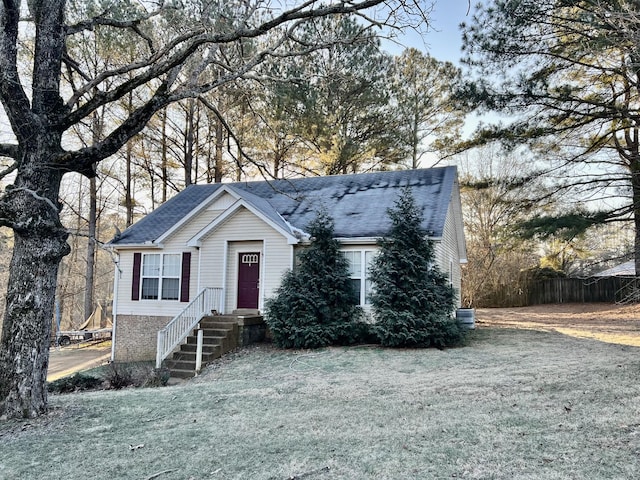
[342, 250, 375, 306]
[141, 253, 181, 300]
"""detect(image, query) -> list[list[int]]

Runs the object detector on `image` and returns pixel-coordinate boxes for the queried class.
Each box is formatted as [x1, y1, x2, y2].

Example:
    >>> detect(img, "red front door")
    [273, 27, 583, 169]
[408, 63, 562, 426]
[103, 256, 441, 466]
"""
[237, 252, 260, 309]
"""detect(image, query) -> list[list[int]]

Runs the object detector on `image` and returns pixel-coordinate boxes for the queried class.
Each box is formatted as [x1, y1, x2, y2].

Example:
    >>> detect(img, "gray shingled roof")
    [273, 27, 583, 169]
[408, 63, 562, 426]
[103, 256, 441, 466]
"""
[109, 167, 458, 246]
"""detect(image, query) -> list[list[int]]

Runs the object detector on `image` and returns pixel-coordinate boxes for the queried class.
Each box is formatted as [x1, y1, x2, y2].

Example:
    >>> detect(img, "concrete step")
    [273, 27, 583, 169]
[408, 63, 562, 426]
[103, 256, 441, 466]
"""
[202, 316, 262, 327]
[199, 320, 237, 330]
[186, 335, 225, 346]
[199, 328, 234, 337]
[167, 360, 196, 371]
[179, 343, 221, 355]
[232, 308, 260, 315]
[188, 333, 238, 352]
[172, 350, 220, 363]
[167, 315, 243, 379]
[201, 315, 239, 324]
[169, 368, 198, 379]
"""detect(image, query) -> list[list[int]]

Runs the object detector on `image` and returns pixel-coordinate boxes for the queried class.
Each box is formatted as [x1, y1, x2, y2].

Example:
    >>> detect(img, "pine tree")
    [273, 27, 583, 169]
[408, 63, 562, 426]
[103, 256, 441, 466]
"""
[369, 188, 462, 347]
[265, 209, 363, 348]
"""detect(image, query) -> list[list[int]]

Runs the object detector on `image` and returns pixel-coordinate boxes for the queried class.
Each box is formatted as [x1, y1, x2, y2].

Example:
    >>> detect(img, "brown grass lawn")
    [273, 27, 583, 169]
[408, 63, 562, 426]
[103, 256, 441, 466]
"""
[477, 303, 640, 347]
[1, 303, 639, 480]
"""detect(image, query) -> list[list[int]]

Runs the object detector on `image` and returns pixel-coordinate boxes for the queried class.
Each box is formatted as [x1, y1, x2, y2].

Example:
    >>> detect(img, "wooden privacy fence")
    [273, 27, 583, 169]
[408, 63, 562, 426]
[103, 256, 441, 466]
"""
[527, 277, 640, 305]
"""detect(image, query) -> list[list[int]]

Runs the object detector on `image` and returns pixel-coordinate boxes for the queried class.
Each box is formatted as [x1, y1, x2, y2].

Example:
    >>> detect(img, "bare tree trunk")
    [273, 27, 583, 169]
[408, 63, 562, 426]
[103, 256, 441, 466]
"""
[193, 102, 201, 182]
[184, 99, 195, 187]
[124, 92, 135, 227]
[0, 143, 70, 419]
[214, 108, 224, 183]
[84, 110, 101, 320]
[236, 98, 247, 181]
[161, 108, 168, 202]
[631, 164, 640, 278]
[273, 135, 280, 178]
[83, 175, 96, 321]
[412, 110, 419, 169]
[125, 141, 133, 227]
[236, 141, 242, 181]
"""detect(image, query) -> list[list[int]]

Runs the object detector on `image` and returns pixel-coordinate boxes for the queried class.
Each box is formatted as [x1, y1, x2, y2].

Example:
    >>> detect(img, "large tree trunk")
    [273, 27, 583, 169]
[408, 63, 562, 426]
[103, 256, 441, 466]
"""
[0, 145, 69, 419]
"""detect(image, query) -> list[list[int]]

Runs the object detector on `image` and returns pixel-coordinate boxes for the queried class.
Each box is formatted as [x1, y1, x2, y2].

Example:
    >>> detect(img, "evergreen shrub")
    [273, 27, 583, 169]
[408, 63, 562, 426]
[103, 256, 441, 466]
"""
[369, 187, 464, 348]
[265, 209, 365, 348]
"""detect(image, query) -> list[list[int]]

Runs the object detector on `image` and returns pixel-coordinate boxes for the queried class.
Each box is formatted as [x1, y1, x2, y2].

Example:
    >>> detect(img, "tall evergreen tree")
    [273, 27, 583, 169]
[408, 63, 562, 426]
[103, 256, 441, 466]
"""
[461, 0, 640, 275]
[391, 48, 466, 168]
[292, 15, 404, 175]
[369, 188, 462, 348]
[265, 210, 363, 349]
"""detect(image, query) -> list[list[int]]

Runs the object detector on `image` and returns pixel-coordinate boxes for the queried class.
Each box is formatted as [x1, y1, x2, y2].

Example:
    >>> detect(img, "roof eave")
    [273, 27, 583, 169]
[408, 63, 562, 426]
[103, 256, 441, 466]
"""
[107, 242, 164, 250]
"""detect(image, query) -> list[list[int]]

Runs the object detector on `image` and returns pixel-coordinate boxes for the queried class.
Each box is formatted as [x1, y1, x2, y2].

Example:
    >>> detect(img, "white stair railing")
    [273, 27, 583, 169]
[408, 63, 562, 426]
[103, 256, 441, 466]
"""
[156, 287, 224, 369]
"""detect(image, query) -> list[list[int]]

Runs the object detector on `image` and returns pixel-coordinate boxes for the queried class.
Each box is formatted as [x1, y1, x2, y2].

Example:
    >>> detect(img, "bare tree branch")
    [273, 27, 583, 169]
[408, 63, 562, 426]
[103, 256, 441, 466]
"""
[61, 0, 400, 128]
[0, 1, 39, 143]
[197, 94, 274, 181]
[65, 5, 162, 54]
[0, 162, 17, 181]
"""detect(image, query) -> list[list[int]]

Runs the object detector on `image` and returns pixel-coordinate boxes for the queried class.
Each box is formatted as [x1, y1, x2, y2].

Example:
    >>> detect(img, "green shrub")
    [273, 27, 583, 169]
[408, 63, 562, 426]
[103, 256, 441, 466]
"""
[48, 363, 169, 394]
[265, 209, 364, 348]
[369, 188, 464, 348]
[48, 373, 103, 394]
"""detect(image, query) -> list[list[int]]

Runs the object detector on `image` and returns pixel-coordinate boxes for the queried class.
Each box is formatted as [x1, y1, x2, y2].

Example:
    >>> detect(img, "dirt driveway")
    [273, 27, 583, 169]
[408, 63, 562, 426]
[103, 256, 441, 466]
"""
[477, 303, 640, 347]
[48, 343, 111, 382]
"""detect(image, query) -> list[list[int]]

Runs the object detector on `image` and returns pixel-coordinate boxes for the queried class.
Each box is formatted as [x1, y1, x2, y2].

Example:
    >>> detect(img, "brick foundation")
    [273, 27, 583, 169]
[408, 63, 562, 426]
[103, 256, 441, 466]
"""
[114, 314, 172, 362]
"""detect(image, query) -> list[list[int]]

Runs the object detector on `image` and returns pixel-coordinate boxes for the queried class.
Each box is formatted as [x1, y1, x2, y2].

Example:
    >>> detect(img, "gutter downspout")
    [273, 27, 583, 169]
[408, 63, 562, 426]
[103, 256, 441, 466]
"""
[110, 251, 121, 362]
[196, 246, 201, 293]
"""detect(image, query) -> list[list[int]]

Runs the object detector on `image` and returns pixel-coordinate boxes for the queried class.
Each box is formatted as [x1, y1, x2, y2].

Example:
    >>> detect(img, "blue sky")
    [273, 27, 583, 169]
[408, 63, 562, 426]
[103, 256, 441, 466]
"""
[422, 0, 474, 63]
[382, 1, 474, 63]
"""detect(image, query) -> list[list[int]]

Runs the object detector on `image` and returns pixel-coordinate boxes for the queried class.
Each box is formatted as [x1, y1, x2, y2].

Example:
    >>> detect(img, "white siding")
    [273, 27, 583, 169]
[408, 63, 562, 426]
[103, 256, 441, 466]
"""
[163, 209, 222, 246]
[116, 206, 293, 317]
[198, 207, 293, 313]
[434, 205, 464, 306]
[207, 192, 236, 210]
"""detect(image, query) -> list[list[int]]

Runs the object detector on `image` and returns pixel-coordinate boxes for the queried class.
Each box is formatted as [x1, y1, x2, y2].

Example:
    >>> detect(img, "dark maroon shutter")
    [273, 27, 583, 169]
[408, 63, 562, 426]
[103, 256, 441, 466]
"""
[180, 252, 191, 302]
[132, 253, 141, 301]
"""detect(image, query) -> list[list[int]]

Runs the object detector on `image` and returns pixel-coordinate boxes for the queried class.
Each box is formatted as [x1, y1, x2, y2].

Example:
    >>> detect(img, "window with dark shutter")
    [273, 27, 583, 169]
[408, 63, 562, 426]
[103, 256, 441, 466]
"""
[132, 252, 191, 302]
[180, 252, 191, 302]
[132, 252, 141, 301]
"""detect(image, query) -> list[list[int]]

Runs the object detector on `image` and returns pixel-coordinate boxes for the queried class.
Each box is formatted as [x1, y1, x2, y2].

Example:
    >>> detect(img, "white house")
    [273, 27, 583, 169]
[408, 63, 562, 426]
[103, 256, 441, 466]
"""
[108, 167, 467, 364]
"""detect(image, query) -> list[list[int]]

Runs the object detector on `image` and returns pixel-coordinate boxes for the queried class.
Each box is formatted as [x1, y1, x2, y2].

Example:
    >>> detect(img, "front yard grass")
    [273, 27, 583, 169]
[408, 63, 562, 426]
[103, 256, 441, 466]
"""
[1, 327, 639, 479]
